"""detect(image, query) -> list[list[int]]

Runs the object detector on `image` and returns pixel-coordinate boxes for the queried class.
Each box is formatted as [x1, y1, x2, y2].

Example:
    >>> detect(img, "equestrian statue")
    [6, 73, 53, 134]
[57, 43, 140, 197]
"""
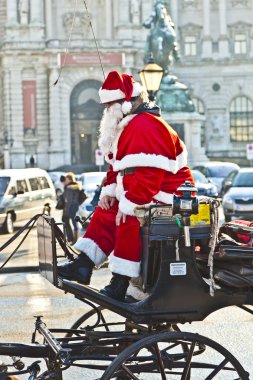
[143, 1, 179, 73]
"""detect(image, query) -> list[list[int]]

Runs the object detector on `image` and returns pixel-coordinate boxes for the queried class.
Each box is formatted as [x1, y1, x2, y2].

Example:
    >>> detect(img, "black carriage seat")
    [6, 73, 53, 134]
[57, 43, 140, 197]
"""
[140, 215, 211, 292]
[196, 220, 253, 289]
[197, 245, 253, 289]
[37, 214, 253, 325]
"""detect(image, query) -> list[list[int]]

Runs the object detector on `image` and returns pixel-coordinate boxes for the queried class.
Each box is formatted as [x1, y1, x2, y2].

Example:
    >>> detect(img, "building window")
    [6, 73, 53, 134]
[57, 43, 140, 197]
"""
[184, 36, 197, 56]
[230, 96, 253, 142]
[234, 34, 247, 54]
[192, 97, 205, 147]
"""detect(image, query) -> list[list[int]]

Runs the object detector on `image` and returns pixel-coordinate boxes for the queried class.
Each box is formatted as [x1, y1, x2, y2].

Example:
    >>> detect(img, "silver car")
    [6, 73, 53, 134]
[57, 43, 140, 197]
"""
[193, 162, 240, 195]
[222, 168, 253, 222]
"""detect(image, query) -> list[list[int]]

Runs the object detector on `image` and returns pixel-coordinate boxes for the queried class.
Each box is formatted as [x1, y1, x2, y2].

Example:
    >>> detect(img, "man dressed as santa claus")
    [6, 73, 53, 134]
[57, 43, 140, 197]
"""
[58, 71, 194, 301]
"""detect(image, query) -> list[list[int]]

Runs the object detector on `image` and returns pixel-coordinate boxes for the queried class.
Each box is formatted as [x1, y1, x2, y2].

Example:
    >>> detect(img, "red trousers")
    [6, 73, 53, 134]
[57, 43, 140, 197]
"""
[74, 202, 142, 277]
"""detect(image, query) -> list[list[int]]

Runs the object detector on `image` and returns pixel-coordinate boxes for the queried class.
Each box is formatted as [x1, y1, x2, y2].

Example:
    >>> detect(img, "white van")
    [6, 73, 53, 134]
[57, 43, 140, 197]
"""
[0, 168, 56, 234]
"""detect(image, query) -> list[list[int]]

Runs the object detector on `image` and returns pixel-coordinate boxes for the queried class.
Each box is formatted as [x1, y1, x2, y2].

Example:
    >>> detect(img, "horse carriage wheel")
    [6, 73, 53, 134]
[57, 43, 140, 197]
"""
[101, 331, 249, 380]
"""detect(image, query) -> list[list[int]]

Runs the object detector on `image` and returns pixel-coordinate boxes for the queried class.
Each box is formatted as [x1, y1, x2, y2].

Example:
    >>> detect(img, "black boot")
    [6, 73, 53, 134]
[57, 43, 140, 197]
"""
[100, 273, 130, 301]
[57, 254, 94, 285]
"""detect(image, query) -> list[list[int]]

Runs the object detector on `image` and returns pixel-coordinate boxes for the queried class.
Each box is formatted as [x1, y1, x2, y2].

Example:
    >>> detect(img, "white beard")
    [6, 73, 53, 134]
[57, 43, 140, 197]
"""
[98, 103, 124, 158]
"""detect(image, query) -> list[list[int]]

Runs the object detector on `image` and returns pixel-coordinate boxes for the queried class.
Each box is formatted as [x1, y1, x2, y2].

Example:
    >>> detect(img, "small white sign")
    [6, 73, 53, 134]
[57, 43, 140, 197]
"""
[180, 199, 192, 210]
[170, 262, 187, 276]
[246, 144, 253, 160]
[95, 149, 104, 166]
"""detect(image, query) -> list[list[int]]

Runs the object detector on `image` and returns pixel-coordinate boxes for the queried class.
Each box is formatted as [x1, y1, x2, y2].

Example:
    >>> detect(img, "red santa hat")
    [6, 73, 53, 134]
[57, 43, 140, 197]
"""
[99, 71, 142, 114]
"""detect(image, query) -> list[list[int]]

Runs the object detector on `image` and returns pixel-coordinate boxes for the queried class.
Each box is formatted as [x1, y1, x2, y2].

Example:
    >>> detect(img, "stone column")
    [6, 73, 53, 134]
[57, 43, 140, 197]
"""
[105, 0, 113, 38]
[6, 0, 18, 24]
[118, 0, 130, 24]
[19, 0, 29, 25]
[48, 68, 64, 168]
[45, 0, 53, 39]
[218, 0, 229, 58]
[202, 0, 212, 58]
[2, 70, 11, 169]
[30, 0, 44, 24]
[250, 0, 253, 56]
[170, 0, 178, 35]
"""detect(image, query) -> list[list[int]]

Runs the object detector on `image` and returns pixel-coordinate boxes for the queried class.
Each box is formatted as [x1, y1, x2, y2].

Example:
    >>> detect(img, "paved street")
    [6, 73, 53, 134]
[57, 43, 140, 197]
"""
[0, 208, 253, 378]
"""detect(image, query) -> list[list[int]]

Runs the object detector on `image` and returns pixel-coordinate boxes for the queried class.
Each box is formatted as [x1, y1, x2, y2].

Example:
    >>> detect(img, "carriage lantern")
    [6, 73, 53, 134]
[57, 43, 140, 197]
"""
[173, 181, 199, 247]
[139, 55, 164, 101]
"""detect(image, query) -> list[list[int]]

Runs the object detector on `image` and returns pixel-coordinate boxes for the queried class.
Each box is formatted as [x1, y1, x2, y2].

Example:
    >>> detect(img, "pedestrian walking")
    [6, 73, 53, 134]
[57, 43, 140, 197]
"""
[61, 172, 83, 244]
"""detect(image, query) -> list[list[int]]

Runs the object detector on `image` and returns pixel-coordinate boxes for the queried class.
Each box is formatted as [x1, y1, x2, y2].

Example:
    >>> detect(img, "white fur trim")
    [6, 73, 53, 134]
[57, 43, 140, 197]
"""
[111, 115, 137, 159]
[119, 191, 152, 216]
[132, 82, 143, 97]
[109, 251, 141, 277]
[99, 83, 143, 104]
[113, 149, 188, 173]
[100, 183, 117, 199]
[99, 88, 125, 103]
[115, 173, 124, 200]
[121, 101, 132, 115]
[117, 114, 137, 130]
[73, 238, 107, 267]
[153, 191, 174, 204]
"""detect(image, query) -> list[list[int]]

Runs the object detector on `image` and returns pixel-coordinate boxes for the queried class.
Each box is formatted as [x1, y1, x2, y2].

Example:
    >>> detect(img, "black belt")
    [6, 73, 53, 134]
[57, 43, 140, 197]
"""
[120, 167, 137, 176]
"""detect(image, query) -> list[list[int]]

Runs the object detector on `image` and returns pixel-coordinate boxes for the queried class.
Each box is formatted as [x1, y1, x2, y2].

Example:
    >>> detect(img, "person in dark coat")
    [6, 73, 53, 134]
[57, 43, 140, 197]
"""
[62, 172, 81, 243]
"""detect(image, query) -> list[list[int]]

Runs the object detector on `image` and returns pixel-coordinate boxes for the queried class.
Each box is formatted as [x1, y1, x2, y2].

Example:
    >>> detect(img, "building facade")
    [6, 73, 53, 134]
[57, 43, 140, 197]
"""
[0, 0, 252, 169]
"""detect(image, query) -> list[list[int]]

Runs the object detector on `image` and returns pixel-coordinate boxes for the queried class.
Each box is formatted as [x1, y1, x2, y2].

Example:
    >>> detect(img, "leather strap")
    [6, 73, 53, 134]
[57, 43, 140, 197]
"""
[120, 167, 137, 176]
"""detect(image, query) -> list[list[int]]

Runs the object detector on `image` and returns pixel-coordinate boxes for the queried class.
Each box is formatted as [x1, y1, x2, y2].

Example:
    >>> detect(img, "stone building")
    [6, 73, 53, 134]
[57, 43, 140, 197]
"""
[0, 0, 252, 169]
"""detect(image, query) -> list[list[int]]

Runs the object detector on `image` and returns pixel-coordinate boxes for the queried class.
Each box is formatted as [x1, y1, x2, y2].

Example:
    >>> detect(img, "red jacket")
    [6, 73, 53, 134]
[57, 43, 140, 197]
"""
[100, 112, 193, 215]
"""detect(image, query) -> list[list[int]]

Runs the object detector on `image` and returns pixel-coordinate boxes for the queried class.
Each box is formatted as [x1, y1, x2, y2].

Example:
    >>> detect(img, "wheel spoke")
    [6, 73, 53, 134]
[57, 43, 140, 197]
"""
[205, 358, 230, 380]
[153, 343, 167, 380]
[181, 341, 195, 380]
[120, 364, 140, 380]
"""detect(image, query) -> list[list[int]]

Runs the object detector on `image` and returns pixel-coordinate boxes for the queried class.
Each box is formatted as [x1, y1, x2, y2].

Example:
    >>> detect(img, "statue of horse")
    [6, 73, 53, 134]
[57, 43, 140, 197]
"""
[143, 2, 178, 72]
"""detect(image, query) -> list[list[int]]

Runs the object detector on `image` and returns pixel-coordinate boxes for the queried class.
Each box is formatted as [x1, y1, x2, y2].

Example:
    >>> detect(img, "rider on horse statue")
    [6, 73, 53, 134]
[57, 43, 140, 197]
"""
[143, 1, 179, 72]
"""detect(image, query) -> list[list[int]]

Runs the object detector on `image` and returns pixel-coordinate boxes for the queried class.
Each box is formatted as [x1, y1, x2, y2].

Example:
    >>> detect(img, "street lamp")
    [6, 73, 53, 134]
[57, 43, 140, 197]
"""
[139, 55, 164, 101]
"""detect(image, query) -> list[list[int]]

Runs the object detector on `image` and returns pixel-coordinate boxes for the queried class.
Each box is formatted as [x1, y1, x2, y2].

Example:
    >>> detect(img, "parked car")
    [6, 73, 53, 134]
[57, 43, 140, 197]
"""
[77, 173, 106, 224]
[47, 171, 66, 198]
[0, 168, 56, 233]
[220, 169, 239, 196]
[192, 162, 240, 195]
[192, 170, 218, 197]
[222, 168, 253, 222]
[78, 172, 107, 198]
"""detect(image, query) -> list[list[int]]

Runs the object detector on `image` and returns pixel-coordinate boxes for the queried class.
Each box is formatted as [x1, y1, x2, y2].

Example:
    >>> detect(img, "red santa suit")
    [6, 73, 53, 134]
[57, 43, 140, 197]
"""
[74, 109, 193, 278]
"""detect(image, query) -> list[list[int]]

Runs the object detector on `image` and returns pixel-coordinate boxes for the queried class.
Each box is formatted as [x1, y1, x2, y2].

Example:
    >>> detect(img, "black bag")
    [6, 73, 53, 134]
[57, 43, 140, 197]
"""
[91, 186, 102, 207]
[78, 189, 87, 205]
[56, 194, 65, 210]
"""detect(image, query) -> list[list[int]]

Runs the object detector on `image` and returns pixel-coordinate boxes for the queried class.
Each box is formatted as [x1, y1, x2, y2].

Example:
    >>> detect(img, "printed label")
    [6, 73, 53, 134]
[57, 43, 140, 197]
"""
[170, 262, 187, 276]
[180, 199, 192, 210]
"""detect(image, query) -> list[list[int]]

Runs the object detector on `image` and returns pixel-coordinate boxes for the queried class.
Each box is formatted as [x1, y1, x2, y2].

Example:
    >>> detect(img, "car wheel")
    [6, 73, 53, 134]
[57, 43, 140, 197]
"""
[224, 215, 232, 222]
[3, 213, 14, 234]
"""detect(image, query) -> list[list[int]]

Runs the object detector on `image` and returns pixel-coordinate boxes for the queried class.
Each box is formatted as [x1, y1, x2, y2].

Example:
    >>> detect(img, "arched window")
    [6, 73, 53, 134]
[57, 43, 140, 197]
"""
[192, 97, 205, 147]
[230, 96, 253, 142]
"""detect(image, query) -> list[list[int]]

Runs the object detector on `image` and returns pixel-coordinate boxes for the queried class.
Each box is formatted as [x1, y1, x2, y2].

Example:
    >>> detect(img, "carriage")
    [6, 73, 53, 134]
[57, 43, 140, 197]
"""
[0, 183, 253, 379]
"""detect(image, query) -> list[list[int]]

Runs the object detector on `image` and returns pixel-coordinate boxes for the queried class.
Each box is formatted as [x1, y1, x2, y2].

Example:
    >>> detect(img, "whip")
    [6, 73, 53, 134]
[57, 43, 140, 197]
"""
[53, 0, 105, 85]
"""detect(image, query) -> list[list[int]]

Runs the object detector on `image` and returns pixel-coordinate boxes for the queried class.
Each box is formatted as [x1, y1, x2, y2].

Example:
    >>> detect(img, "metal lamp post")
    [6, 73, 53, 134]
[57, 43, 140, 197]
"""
[139, 56, 164, 101]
